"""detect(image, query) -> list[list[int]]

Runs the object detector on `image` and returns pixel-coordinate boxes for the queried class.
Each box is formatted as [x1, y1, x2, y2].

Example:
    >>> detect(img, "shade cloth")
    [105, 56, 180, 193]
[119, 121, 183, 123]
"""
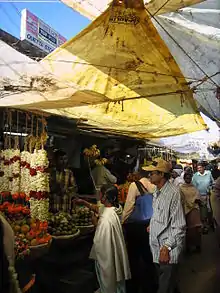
[0, 0, 207, 139]
[60, 0, 205, 20]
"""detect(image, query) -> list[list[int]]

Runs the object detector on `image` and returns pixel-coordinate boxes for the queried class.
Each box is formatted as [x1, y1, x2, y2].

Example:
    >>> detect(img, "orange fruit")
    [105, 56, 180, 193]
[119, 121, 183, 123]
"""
[30, 239, 38, 246]
[14, 225, 21, 232]
[21, 225, 30, 234]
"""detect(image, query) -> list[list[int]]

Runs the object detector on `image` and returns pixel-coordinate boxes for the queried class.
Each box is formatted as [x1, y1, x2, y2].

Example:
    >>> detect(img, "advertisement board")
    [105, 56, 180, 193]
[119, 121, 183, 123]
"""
[20, 9, 67, 54]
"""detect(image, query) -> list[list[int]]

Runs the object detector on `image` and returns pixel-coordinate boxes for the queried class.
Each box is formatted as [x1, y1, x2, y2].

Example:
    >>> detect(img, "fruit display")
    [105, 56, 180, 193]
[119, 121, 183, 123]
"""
[72, 207, 93, 227]
[5, 215, 51, 259]
[48, 212, 78, 237]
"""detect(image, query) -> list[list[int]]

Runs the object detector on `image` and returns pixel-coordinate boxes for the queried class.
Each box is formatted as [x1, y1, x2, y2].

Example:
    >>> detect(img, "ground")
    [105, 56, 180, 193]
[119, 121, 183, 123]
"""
[95, 232, 218, 293]
[179, 232, 218, 293]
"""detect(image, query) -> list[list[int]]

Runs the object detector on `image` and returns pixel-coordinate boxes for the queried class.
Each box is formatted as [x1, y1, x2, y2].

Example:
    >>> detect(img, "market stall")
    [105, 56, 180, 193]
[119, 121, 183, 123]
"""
[0, 109, 100, 293]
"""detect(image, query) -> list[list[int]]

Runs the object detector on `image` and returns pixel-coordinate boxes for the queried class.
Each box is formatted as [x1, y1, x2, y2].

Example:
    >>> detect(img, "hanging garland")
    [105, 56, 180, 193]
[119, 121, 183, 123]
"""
[29, 118, 50, 222]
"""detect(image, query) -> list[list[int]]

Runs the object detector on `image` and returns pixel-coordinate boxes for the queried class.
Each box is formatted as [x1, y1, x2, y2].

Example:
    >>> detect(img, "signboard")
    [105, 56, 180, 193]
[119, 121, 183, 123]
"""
[20, 9, 67, 54]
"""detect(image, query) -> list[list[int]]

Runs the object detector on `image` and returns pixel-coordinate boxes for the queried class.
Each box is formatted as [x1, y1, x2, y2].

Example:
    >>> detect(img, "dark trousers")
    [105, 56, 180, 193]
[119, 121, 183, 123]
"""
[155, 264, 178, 293]
[124, 222, 157, 293]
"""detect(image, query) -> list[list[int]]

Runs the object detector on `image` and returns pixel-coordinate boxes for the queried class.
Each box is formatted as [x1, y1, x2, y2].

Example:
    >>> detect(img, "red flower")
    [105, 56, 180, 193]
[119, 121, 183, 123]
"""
[11, 156, 20, 163]
[20, 192, 26, 199]
[30, 168, 37, 176]
[1, 192, 10, 198]
[12, 193, 19, 200]
[30, 191, 37, 198]
[20, 161, 26, 167]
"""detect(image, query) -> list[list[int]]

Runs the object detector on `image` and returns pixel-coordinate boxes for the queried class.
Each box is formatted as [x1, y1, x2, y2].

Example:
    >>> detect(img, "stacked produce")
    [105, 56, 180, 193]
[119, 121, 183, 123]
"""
[72, 207, 93, 227]
[48, 212, 78, 237]
[7, 216, 51, 258]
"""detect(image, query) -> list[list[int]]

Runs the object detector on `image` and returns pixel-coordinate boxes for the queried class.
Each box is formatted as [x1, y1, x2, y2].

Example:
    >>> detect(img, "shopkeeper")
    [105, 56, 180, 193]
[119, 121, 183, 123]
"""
[50, 150, 77, 212]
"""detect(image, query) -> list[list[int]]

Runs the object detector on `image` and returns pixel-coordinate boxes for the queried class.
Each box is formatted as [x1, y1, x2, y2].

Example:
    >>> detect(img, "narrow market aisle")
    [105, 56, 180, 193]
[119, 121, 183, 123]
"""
[179, 232, 218, 293]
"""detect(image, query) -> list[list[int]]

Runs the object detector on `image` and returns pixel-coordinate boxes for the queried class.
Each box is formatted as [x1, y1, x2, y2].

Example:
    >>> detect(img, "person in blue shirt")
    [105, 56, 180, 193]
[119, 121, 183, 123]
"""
[192, 163, 214, 233]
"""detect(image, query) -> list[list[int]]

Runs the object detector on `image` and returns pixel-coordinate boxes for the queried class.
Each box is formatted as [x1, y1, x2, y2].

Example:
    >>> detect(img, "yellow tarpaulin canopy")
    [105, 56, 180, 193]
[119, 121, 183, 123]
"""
[0, 0, 207, 139]
[61, 0, 205, 20]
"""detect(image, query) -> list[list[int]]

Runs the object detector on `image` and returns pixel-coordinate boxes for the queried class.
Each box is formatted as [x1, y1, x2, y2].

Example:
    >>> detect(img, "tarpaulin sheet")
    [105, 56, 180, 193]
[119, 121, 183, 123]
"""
[60, 0, 220, 121]
[0, 0, 206, 139]
[60, 0, 205, 20]
[151, 112, 219, 153]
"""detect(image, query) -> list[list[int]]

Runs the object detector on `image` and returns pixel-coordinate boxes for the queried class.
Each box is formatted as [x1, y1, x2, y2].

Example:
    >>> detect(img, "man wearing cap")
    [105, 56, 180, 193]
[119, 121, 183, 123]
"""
[143, 159, 186, 293]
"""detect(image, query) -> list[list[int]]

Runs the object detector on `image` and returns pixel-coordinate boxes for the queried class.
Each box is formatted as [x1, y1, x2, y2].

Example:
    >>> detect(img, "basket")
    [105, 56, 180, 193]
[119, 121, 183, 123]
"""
[76, 225, 94, 235]
[29, 241, 51, 259]
[51, 229, 80, 247]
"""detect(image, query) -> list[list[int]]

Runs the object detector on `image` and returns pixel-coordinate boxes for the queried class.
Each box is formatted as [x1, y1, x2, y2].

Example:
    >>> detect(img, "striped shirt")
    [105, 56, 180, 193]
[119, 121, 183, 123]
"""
[149, 181, 186, 264]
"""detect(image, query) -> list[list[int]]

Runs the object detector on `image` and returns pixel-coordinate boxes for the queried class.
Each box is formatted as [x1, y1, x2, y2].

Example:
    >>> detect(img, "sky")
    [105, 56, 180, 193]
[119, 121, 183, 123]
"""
[0, 0, 91, 40]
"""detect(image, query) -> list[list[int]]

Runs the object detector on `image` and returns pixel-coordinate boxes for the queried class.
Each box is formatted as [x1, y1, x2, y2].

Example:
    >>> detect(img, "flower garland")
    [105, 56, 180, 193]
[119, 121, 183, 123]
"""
[20, 150, 31, 197]
[11, 149, 21, 196]
[29, 149, 50, 222]
[0, 150, 5, 194]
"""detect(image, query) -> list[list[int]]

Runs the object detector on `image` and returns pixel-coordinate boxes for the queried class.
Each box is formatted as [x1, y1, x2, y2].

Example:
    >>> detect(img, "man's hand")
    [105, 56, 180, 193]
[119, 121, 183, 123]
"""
[146, 226, 150, 233]
[159, 246, 170, 264]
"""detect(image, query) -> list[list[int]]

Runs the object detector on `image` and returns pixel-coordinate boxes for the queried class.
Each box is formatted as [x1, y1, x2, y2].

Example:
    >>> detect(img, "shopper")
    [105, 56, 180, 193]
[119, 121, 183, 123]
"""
[87, 185, 130, 293]
[122, 170, 157, 293]
[144, 159, 186, 293]
[192, 163, 214, 233]
[180, 173, 202, 253]
[171, 168, 184, 188]
[0, 213, 21, 293]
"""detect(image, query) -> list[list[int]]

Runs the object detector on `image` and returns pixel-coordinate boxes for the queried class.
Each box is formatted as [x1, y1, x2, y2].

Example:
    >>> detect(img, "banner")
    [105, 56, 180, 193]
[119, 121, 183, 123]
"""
[20, 9, 67, 54]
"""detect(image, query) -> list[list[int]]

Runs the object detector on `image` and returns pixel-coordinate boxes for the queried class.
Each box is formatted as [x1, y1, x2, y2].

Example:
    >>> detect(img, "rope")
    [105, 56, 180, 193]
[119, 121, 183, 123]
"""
[151, 0, 172, 17]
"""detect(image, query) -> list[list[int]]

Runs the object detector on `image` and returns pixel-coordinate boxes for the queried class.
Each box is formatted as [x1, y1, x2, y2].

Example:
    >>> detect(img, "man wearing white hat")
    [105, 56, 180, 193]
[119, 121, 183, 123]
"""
[143, 159, 186, 293]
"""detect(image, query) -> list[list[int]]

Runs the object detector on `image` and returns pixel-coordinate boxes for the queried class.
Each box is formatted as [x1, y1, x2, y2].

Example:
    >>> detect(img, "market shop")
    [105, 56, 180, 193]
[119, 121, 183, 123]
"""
[0, 0, 219, 292]
[0, 107, 178, 293]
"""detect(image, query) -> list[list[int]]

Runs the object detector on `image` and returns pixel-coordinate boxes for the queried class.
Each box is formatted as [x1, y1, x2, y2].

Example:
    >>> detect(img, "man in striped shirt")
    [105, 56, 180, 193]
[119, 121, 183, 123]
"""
[143, 159, 186, 293]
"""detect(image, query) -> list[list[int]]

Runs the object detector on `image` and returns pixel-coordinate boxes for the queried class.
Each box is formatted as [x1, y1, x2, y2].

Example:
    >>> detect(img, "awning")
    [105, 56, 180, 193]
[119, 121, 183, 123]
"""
[151, 112, 219, 153]
[60, 0, 205, 20]
[0, 0, 207, 139]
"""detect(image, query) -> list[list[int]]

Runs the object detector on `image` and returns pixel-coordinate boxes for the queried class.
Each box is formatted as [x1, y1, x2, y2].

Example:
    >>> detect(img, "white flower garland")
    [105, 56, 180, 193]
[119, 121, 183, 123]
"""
[30, 149, 50, 221]
[11, 149, 20, 195]
[20, 150, 31, 196]
[29, 198, 49, 221]
[29, 198, 39, 219]
[38, 199, 49, 222]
